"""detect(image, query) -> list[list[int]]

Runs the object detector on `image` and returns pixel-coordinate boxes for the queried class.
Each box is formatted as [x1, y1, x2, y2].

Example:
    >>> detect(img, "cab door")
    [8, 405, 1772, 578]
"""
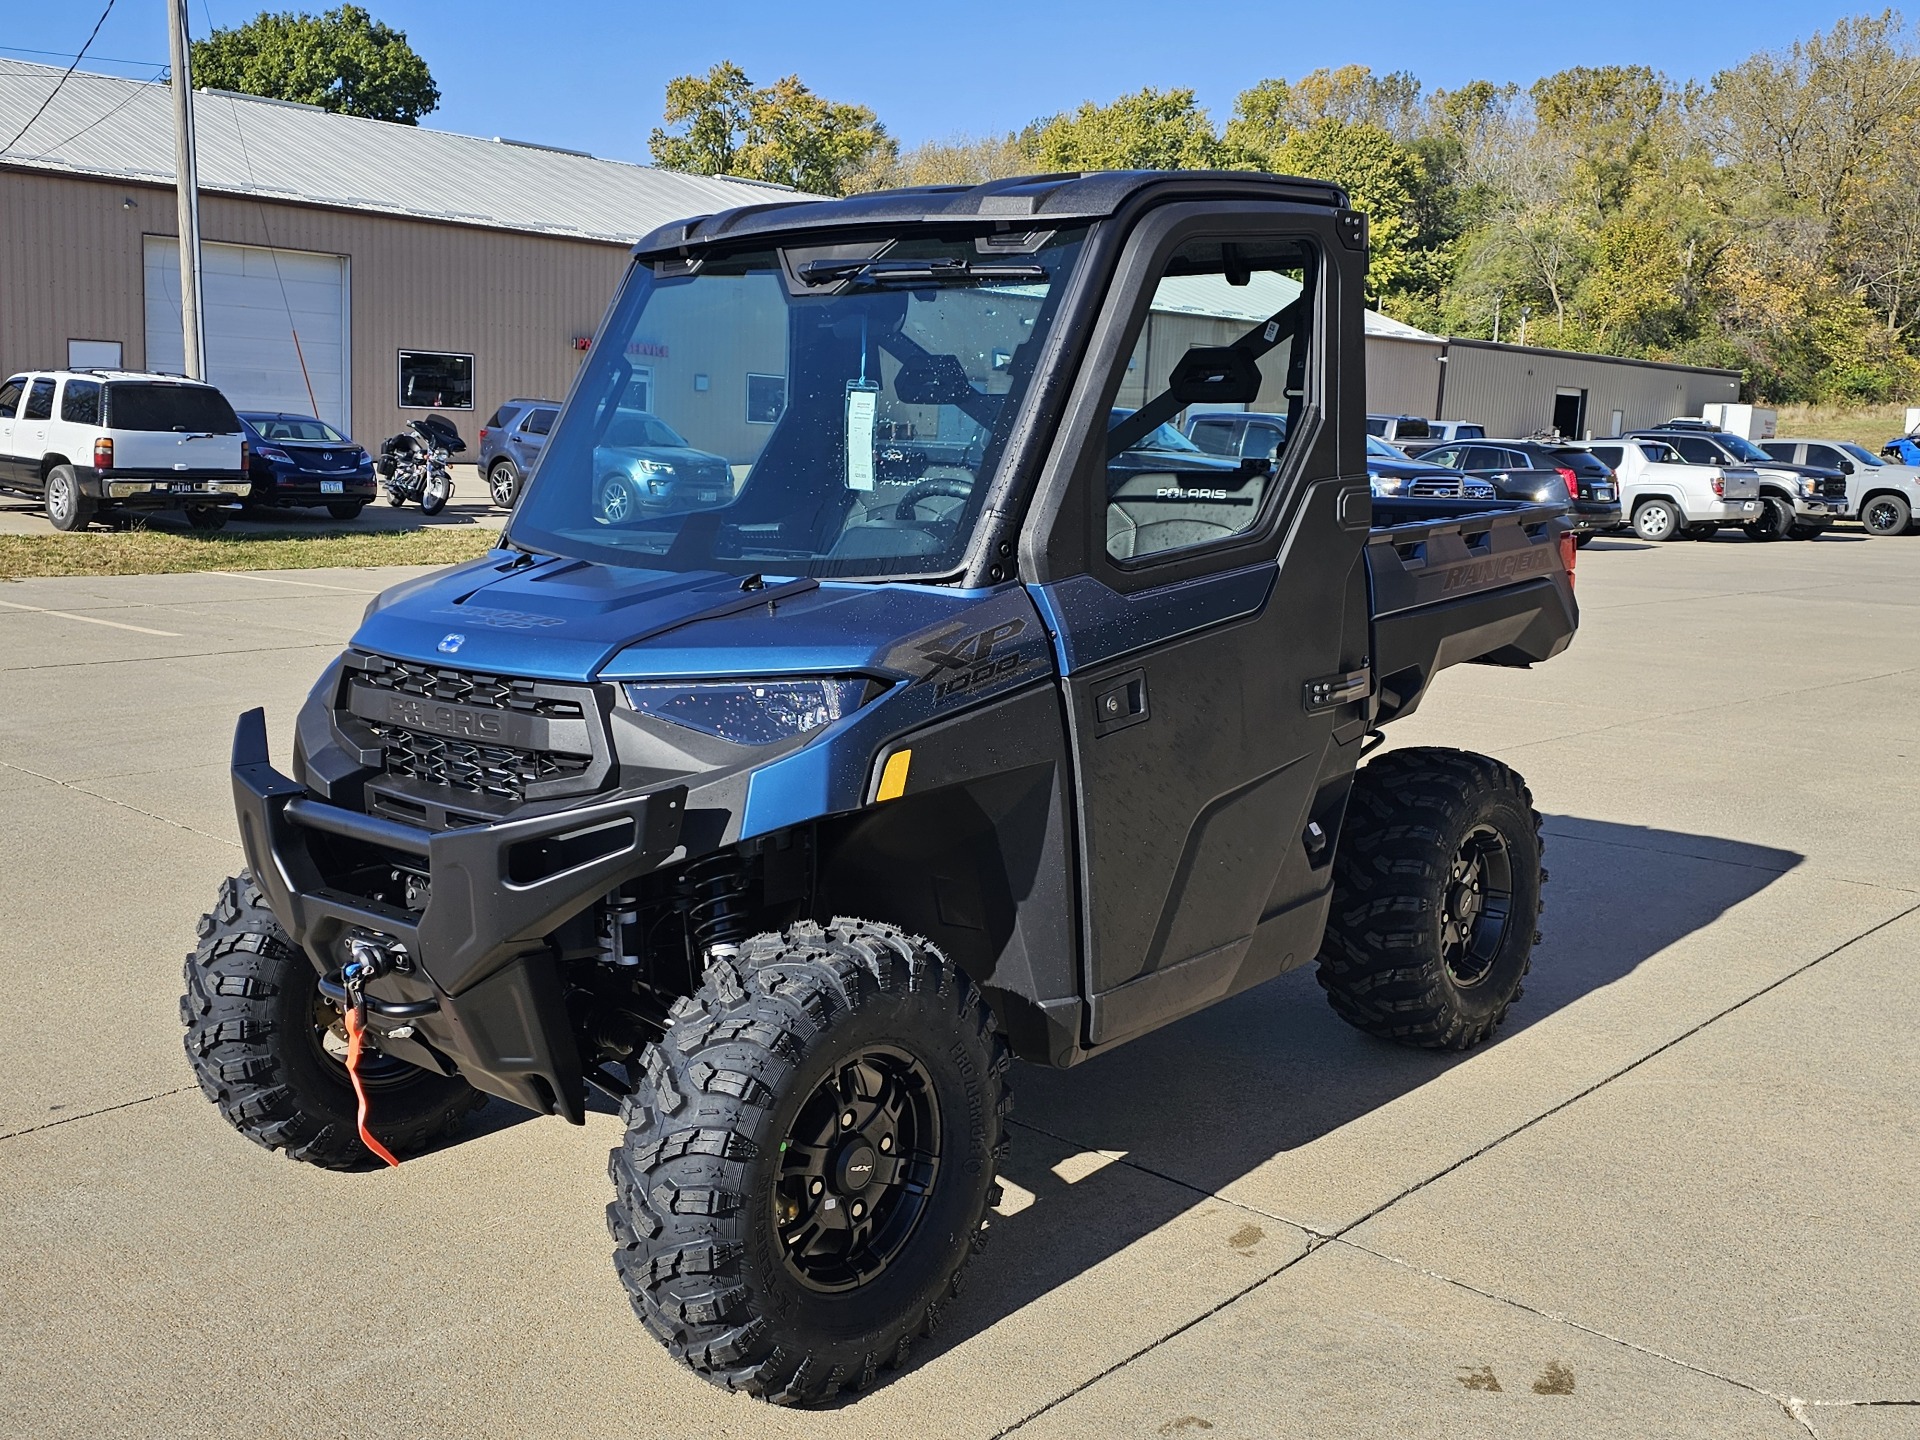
[17, 378, 56, 493]
[1023, 206, 1374, 1050]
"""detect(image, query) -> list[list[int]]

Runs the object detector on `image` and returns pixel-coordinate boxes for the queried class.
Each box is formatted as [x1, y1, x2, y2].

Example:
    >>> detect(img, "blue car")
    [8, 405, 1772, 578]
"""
[238, 412, 377, 518]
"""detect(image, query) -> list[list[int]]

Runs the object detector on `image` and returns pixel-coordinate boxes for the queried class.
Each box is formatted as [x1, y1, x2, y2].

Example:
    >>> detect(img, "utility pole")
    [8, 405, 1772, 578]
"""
[1492, 293, 1502, 345]
[1517, 304, 1531, 348]
[167, 0, 205, 379]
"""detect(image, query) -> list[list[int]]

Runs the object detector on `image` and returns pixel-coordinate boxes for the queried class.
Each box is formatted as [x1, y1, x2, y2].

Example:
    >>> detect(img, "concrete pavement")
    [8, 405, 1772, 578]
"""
[2, 531, 1917, 1438]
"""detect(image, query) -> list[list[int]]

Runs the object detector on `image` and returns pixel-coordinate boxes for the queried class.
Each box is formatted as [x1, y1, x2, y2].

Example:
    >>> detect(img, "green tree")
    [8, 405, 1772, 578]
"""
[189, 5, 438, 124]
[1271, 119, 1424, 297]
[1027, 88, 1225, 171]
[650, 63, 894, 195]
[1225, 65, 1423, 157]
[1530, 64, 1679, 216]
[846, 131, 1033, 193]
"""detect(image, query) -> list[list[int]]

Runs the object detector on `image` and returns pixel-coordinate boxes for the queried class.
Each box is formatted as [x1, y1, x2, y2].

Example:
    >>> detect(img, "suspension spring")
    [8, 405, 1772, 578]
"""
[679, 852, 752, 958]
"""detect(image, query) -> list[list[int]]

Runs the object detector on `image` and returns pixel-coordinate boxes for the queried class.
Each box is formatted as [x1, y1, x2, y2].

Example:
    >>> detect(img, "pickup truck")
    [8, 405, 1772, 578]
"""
[181, 170, 1577, 1405]
[1762, 437, 1920, 537]
[1633, 426, 1847, 540]
[1581, 436, 1765, 541]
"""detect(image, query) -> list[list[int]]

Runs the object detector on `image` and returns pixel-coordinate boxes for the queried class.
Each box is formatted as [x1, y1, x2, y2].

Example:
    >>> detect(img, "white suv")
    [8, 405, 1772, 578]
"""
[0, 370, 249, 531]
[1579, 437, 1761, 541]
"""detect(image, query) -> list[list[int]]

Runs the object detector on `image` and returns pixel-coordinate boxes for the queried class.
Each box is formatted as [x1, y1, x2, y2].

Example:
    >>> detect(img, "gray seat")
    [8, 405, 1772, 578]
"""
[1106, 468, 1265, 560]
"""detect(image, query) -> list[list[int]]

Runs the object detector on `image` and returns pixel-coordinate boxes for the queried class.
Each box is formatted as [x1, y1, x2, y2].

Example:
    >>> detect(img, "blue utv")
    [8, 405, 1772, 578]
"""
[182, 171, 1578, 1404]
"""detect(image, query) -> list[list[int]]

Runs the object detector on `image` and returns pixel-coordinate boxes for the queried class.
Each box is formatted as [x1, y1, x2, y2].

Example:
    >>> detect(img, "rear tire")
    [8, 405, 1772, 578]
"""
[326, 500, 366, 521]
[488, 460, 520, 509]
[1317, 748, 1543, 1051]
[179, 872, 483, 1169]
[184, 506, 228, 532]
[1861, 493, 1911, 536]
[1574, 533, 1595, 548]
[1743, 496, 1793, 541]
[1682, 523, 1719, 541]
[1631, 498, 1680, 542]
[607, 919, 1009, 1405]
[45, 465, 95, 532]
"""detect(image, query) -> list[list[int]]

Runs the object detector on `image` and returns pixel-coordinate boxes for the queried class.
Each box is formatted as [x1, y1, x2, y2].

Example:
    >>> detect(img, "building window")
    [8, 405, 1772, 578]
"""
[68, 339, 123, 370]
[398, 350, 475, 410]
[746, 372, 785, 424]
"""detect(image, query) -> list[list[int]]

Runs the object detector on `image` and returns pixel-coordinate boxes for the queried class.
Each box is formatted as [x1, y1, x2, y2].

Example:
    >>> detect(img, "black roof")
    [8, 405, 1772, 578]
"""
[630, 170, 1350, 258]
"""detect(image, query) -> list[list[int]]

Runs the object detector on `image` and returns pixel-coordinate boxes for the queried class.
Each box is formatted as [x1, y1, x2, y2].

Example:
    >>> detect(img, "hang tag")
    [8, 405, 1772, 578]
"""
[845, 385, 878, 491]
[1263, 320, 1279, 343]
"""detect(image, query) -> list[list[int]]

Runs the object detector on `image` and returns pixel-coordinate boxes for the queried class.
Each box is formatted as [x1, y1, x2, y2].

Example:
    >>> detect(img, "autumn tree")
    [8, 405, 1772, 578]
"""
[190, 5, 438, 123]
[1027, 88, 1225, 171]
[650, 62, 895, 196]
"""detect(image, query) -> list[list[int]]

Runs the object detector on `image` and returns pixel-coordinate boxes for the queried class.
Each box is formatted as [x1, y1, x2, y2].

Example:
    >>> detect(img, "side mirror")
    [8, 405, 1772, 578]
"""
[1842, 460, 1855, 474]
[1167, 346, 1263, 406]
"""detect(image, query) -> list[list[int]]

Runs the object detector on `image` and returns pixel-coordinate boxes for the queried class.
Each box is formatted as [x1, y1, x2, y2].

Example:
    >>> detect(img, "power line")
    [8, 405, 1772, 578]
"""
[0, 0, 123, 155]
[0, 44, 161, 69]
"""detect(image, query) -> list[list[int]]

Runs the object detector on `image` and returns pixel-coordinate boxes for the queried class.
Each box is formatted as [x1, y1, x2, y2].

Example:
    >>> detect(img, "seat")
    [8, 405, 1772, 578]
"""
[1105, 468, 1265, 561]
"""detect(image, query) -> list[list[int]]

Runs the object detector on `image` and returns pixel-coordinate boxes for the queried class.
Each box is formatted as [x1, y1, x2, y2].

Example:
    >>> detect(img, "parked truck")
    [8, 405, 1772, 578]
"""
[181, 171, 1578, 1405]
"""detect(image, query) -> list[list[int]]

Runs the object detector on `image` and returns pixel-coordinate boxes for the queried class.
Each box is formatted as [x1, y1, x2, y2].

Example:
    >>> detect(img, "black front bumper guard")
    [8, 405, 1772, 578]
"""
[230, 708, 686, 1121]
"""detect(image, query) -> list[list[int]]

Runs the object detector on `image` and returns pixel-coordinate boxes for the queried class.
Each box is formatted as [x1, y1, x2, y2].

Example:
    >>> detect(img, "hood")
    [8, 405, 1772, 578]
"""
[353, 553, 820, 681]
[595, 444, 729, 470]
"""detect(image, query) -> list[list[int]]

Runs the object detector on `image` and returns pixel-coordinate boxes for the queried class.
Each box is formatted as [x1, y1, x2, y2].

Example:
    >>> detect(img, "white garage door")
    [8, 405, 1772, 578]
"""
[145, 237, 350, 433]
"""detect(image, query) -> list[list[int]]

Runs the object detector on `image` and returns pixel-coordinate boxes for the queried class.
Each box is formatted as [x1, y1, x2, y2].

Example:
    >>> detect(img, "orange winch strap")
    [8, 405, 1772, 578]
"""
[343, 1007, 402, 1169]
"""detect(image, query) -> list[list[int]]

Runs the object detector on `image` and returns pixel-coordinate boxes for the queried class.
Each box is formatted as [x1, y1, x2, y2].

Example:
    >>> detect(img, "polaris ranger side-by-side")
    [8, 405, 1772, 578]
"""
[182, 172, 1578, 1404]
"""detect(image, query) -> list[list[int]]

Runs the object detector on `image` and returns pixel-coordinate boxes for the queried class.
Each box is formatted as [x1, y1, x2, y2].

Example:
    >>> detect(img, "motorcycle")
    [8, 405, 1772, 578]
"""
[376, 415, 464, 515]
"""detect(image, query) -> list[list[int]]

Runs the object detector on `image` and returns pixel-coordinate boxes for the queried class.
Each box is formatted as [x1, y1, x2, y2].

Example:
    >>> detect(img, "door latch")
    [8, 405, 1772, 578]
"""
[1303, 665, 1371, 714]
[1091, 669, 1149, 736]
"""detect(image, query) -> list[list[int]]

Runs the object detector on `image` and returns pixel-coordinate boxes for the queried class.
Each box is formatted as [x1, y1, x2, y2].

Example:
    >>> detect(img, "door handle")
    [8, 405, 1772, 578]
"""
[1091, 670, 1149, 736]
[1303, 665, 1371, 714]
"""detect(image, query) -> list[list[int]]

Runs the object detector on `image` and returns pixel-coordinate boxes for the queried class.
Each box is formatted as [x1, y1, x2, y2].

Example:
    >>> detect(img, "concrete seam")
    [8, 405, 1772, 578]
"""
[1332, 1236, 1821, 1436]
[0, 760, 239, 848]
[0, 1085, 195, 1143]
[0, 640, 340, 673]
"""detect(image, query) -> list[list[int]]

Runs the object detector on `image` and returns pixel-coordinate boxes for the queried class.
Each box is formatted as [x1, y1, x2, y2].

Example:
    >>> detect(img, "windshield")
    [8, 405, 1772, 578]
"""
[107, 383, 240, 433]
[1366, 436, 1413, 461]
[507, 227, 1090, 579]
[1717, 433, 1773, 462]
[244, 415, 347, 443]
[1838, 442, 1882, 467]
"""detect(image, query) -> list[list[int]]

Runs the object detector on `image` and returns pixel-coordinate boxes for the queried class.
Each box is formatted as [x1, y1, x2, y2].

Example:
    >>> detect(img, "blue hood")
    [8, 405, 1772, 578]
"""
[353, 554, 821, 680]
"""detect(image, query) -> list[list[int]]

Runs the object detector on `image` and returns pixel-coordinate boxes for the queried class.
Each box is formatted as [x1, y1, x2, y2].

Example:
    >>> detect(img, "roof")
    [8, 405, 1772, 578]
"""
[631, 170, 1350, 254]
[0, 58, 806, 244]
[1149, 271, 1438, 342]
[7, 367, 214, 385]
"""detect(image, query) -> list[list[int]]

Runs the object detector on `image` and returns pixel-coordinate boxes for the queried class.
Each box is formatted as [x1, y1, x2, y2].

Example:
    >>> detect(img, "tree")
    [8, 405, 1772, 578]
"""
[1027, 88, 1225, 172]
[1271, 119, 1425, 297]
[1530, 64, 1679, 216]
[190, 5, 438, 124]
[1226, 66, 1424, 157]
[845, 132, 1033, 193]
[650, 63, 894, 196]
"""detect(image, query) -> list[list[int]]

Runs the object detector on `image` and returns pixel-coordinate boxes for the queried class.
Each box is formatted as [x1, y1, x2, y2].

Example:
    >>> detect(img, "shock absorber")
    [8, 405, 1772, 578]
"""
[679, 852, 752, 960]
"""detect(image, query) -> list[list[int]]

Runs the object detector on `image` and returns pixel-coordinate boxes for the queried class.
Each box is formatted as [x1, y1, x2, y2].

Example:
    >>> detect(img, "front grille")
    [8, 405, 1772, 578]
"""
[1820, 477, 1847, 498]
[1407, 478, 1464, 497]
[354, 654, 585, 719]
[368, 724, 591, 801]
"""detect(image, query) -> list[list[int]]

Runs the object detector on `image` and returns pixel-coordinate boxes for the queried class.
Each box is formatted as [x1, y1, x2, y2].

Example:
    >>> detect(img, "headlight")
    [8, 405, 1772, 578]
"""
[1368, 472, 1407, 496]
[624, 677, 870, 745]
[636, 459, 675, 476]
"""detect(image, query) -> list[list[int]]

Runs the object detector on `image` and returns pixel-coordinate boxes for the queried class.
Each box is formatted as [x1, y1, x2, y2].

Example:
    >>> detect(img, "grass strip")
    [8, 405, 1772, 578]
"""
[0, 527, 499, 579]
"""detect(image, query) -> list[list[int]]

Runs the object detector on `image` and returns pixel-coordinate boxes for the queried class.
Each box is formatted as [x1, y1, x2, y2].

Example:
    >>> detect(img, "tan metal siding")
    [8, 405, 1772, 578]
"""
[1365, 335, 1444, 418]
[1439, 341, 1741, 439]
[1, 167, 632, 446]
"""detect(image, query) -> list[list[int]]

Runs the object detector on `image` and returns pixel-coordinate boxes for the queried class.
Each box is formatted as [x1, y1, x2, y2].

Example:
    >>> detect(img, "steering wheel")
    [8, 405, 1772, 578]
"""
[894, 476, 974, 522]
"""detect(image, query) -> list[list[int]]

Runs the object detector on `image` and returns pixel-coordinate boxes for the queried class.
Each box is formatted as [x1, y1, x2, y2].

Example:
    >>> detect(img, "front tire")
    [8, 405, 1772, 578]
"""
[179, 872, 483, 1168]
[1862, 493, 1911, 536]
[1632, 498, 1680, 541]
[45, 465, 96, 532]
[1743, 496, 1793, 541]
[419, 471, 450, 516]
[607, 919, 1009, 1405]
[1317, 748, 1543, 1050]
[599, 473, 639, 523]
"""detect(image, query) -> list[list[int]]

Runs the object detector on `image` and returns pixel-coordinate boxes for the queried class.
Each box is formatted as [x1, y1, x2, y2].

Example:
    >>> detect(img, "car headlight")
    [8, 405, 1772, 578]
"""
[636, 459, 675, 476]
[1368, 472, 1407, 496]
[624, 677, 870, 745]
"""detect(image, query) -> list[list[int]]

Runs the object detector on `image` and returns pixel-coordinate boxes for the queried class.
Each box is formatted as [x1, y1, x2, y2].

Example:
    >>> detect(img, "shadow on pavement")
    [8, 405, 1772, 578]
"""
[923, 815, 1800, 1355]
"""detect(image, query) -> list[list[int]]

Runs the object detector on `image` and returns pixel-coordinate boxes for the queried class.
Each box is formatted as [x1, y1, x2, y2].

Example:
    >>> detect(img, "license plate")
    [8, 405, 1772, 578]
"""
[320, 480, 344, 494]
[696, 492, 717, 503]
[171, 482, 203, 494]
[1742, 501, 1759, 512]
[1594, 485, 1614, 501]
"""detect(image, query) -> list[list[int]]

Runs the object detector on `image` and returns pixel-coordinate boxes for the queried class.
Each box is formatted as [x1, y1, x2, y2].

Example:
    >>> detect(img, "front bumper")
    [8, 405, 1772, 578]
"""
[230, 709, 685, 1121]
[1791, 496, 1846, 522]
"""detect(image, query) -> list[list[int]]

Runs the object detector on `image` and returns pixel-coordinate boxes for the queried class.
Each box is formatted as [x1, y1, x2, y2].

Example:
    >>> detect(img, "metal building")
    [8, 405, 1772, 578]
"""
[0, 59, 796, 445]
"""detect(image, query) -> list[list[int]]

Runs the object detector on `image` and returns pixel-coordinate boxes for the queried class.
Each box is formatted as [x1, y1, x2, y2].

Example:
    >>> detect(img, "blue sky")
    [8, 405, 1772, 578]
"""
[2, 1, 1859, 161]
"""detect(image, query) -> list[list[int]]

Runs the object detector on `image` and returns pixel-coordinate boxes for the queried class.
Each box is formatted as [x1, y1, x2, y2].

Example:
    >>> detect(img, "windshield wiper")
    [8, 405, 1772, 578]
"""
[797, 257, 1046, 288]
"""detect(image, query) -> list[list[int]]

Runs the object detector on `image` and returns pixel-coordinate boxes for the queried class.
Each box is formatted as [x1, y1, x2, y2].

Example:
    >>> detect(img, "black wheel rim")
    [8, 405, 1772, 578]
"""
[775, 1045, 941, 1294]
[1867, 501, 1897, 531]
[1441, 824, 1515, 988]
